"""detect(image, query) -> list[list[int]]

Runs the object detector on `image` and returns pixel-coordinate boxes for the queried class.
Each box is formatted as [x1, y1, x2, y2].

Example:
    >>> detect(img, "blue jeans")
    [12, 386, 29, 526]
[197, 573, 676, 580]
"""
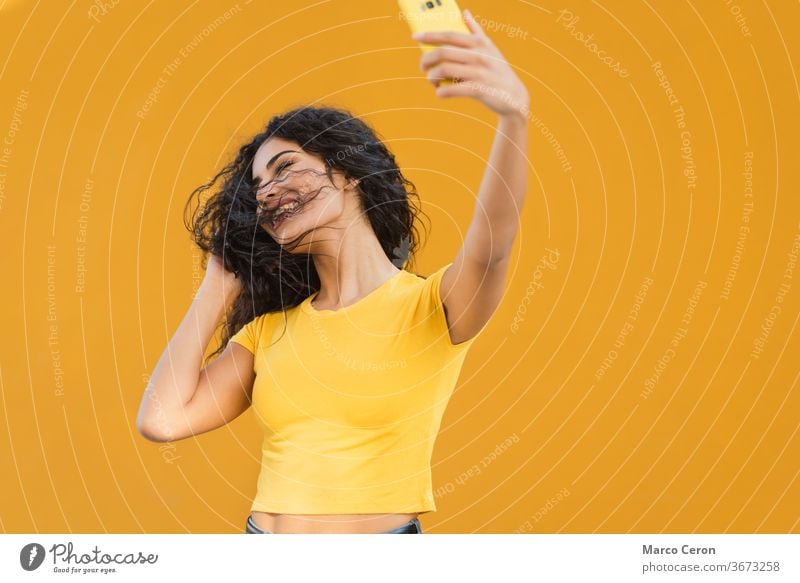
[245, 515, 422, 534]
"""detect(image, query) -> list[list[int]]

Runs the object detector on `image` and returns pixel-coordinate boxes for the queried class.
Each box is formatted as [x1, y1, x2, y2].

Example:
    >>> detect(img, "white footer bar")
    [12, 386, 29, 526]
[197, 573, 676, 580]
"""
[1, 534, 797, 582]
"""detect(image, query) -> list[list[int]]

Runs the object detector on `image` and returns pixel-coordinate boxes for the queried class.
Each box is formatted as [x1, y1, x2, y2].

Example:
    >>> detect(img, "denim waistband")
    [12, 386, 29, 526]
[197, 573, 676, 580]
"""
[245, 515, 422, 534]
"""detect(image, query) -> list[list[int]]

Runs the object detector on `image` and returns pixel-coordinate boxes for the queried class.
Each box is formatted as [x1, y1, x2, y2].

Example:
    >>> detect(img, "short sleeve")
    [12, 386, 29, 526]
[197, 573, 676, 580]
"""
[420, 262, 485, 352]
[229, 316, 259, 355]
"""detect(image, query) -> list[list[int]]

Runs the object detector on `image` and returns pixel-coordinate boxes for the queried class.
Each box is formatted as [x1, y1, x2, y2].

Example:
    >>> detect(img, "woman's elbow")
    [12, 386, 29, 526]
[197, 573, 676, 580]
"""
[137, 421, 166, 443]
[136, 411, 177, 443]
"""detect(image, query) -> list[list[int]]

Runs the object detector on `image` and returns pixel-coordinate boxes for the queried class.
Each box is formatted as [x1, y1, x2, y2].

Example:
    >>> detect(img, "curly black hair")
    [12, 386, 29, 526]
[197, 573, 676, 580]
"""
[183, 105, 429, 362]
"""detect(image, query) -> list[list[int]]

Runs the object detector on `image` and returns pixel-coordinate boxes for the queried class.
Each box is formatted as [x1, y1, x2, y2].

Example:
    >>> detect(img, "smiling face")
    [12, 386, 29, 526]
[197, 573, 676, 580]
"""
[251, 136, 362, 251]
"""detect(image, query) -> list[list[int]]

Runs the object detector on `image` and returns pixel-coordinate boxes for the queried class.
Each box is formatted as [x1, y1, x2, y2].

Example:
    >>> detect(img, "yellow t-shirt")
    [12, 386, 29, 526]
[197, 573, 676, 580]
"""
[229, 262, 482, 515]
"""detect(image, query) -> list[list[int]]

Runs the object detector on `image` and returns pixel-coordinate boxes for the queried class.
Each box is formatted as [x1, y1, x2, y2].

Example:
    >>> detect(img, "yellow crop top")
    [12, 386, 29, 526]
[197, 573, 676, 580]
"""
[228, 262, 482, 515]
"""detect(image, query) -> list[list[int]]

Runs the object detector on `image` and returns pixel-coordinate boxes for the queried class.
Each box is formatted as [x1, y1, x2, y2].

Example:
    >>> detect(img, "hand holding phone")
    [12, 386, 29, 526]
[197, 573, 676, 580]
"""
[398, 0, 470, 86]
[398, 3, 531, 119]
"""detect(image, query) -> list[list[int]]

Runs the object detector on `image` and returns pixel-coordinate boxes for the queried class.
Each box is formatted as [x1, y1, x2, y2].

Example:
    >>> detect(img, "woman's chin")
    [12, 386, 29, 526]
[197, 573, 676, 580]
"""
[264, 220, 307, 247]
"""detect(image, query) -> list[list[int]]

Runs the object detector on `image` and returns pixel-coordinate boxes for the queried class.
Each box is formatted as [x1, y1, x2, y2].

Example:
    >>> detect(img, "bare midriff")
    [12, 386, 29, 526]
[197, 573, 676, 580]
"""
[250, 511, 419, 534]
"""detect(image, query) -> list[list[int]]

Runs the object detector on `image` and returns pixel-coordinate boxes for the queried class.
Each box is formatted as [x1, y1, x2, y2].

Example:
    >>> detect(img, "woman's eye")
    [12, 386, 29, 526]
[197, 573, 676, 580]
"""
[275, 160, 294, 178]
[253, 159, 295, 198]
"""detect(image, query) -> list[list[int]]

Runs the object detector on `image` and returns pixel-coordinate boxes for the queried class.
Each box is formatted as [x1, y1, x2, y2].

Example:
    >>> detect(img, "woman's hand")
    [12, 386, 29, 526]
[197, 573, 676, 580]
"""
[201, 253, 242, 302]
[415, 9, 530, 121]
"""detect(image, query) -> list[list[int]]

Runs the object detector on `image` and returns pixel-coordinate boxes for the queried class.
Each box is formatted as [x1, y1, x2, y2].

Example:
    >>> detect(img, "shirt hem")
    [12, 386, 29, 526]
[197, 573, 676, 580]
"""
[250, 500, 436, 515]
[228, 338, 255, 355]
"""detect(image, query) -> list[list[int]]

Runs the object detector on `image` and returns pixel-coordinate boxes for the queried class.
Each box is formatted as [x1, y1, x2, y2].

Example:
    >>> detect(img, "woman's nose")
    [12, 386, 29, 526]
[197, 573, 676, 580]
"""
[256, 186, 274, 206]
[256, 189, 282, 215]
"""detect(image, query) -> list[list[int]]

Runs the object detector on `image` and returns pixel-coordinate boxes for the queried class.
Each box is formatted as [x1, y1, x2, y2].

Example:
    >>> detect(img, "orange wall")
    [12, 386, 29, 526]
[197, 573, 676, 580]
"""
[0, 0, 798, 533]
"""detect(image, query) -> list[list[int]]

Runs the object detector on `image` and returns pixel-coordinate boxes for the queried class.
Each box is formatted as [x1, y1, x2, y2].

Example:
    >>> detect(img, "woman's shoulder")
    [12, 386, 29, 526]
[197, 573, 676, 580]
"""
[402, 262, 452, 282]
[392, 263, 454, 316]
[229, 308, 289, 353]
[401, 262, 453, 293]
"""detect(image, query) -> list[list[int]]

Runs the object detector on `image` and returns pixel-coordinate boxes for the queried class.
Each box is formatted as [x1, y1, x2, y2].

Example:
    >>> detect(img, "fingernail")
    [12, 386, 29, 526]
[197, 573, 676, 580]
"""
[412, 32, 423, 40]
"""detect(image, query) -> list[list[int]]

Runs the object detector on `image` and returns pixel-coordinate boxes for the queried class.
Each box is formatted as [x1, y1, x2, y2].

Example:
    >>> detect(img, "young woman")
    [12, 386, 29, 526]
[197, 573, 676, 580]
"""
[136, 11, 529, 534]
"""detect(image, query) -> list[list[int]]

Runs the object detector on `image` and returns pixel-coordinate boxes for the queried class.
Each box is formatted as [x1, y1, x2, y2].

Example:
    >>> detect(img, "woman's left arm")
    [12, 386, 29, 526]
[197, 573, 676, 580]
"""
[415, 9, 530, 344]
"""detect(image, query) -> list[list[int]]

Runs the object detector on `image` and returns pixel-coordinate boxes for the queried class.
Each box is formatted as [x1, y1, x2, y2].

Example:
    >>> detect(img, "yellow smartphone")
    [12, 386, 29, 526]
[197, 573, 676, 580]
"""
[397, 0, 470, 86]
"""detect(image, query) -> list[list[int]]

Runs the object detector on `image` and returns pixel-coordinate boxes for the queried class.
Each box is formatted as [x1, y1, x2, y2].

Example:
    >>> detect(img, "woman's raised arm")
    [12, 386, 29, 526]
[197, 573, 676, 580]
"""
[415, 9, 530, 345]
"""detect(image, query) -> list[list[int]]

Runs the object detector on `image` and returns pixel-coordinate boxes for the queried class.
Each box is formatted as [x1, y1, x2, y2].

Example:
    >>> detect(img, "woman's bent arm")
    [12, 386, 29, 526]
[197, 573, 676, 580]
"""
[136, 259, 253, 442]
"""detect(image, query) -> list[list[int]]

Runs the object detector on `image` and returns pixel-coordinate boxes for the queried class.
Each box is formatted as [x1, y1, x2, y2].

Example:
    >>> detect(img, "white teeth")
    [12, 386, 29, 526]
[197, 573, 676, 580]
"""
[271, 201, 299, 225]
[275, 201, 298, 214]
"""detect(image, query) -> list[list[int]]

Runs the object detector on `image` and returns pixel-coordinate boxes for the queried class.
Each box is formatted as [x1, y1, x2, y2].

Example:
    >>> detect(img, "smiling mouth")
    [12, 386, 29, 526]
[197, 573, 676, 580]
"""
[267, 201, 301, 228]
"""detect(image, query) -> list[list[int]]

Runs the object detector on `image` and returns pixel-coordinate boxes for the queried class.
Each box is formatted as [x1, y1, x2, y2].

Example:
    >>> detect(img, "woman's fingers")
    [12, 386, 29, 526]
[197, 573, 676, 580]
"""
[412, 29, 481, 49]
[426, 62, 478, 86]
[420, 46, 484, 72]
[434, 79, 480, 99]
[461, 9, 490, 39]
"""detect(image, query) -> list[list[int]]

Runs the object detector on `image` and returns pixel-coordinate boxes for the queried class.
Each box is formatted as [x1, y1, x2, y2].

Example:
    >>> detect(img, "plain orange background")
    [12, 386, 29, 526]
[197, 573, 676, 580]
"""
[0, 0, 798, 533]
